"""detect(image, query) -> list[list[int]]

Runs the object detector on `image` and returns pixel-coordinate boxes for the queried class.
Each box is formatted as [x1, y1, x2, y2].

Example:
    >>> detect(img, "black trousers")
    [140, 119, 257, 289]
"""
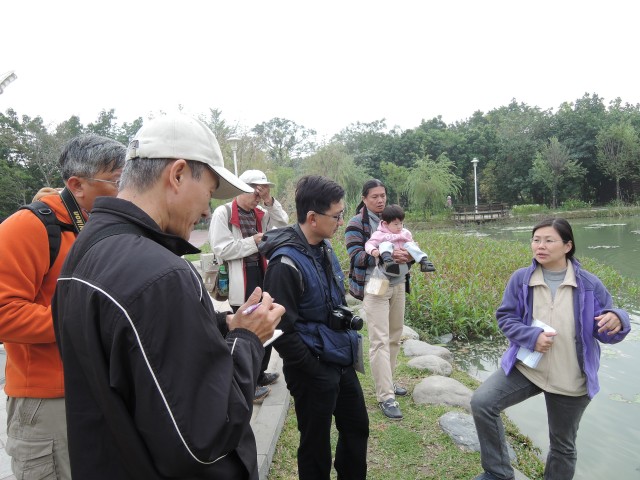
[283, 362, 369, 480]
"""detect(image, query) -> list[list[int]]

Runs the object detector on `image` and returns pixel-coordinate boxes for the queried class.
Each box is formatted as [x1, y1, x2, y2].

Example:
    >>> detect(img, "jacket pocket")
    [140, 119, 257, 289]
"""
[316, 323, 355, 367]
[5, 436, 57, 479]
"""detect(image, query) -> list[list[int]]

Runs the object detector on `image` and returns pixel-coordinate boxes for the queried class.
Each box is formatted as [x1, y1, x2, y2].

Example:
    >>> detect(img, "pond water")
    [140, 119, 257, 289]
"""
[450, 216, 640, 479]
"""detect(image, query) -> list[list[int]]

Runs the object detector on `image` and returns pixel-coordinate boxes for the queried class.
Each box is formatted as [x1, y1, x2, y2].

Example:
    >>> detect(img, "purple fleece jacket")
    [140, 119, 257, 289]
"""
[497, 257, 631, 398]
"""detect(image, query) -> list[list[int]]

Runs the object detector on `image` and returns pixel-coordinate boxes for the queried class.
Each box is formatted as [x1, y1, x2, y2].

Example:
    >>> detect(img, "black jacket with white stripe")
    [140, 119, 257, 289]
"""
[53, 197, 263, 479]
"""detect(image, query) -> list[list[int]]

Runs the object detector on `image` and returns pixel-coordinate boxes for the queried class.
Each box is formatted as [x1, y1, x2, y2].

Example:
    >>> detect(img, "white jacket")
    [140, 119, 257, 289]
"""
[209, 198, 289, 306]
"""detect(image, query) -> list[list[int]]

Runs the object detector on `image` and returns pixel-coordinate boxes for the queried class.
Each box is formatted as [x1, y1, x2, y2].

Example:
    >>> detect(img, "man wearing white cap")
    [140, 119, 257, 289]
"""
[210, 169, 289, 403]
[52, 114, 284, 480]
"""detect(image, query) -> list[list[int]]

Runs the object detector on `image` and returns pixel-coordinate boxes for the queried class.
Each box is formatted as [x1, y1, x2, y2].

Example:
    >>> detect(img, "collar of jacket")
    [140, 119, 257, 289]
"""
[90, 197, 200, 257]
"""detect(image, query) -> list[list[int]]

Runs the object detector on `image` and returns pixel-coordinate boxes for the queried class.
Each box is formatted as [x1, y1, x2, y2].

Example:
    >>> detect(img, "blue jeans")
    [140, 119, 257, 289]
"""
[470, 367, 590, 480]
[283, 362, 369, 480]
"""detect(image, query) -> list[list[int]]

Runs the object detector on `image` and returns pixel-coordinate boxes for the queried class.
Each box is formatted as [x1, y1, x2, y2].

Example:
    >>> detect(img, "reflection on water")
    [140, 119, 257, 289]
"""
[452, 216, 640, 479]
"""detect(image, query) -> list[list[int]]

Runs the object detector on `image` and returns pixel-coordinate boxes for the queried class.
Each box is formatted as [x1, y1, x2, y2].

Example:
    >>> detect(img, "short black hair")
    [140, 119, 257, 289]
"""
[381, 204, 405, 223]
[532, 217, 576, 259]
[295, 175, 345, 224]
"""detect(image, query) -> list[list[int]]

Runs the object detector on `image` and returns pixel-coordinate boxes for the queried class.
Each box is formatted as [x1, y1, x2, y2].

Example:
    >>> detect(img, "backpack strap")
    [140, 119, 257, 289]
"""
[65, 223, 147, 273]
[19, 201, 75, 269]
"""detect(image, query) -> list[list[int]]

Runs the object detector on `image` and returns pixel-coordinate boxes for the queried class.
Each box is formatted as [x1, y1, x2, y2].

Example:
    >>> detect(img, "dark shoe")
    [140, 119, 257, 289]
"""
[419, 258, 436, 272]
[379, 398, 403, 419]
[393, 384, 408, 396]
[472, 473, 513, 480]
[257, 372, 280, 387]
[253, 385, 270, 404]
[380, 251, 393, 264]
[383, 259, 400, 275]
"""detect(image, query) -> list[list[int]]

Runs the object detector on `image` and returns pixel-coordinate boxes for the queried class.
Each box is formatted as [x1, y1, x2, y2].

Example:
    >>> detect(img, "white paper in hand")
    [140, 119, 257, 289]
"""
[263, 329, 283, 347]
[516, 319, 556, 368]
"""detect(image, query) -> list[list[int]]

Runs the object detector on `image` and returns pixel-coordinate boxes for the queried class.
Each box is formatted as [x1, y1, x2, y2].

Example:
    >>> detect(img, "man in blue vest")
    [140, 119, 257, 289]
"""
[260, 175, 369, 480]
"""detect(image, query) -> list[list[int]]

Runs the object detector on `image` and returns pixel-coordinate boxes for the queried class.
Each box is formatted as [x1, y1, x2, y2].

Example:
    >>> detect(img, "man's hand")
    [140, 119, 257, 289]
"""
[255, 185, 273, 206]
[253, 232, 264, 245]
[392, 247, 412, 264]
[228, 287, 284, 343]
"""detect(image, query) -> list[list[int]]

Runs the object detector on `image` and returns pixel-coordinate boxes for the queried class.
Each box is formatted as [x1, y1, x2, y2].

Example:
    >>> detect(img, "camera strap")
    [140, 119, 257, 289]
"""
[60, 187, 86, 234]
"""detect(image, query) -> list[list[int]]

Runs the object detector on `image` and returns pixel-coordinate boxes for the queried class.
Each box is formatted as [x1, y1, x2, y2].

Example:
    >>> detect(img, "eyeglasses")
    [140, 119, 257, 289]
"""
[86, 178, 120, 188]
[531, 238, 564, 245]
[312, 210, 344, 221]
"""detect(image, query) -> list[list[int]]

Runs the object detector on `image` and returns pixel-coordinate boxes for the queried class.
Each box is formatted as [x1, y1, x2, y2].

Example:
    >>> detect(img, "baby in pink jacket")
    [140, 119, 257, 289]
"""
[365, 204, 435, 275]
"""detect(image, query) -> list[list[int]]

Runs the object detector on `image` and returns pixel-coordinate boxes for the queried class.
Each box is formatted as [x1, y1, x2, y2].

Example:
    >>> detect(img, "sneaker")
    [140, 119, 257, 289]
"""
[383, 260, 400, 275]
[258, 372, 280, 387]
[419, 258, 436, 272]
[393, 384, 408, 396]
[253, 385, 271, 404]
[378, 398, 403, 419]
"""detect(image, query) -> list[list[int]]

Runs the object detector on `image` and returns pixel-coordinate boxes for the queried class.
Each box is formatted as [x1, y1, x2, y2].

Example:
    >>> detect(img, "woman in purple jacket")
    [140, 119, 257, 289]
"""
[470, 217, 631, 480]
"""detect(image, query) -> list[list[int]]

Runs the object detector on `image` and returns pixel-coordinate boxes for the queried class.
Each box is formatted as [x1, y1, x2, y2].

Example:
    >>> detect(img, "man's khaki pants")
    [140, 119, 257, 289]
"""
[363, 281, 405, 402]
[6, 396, 71, 480]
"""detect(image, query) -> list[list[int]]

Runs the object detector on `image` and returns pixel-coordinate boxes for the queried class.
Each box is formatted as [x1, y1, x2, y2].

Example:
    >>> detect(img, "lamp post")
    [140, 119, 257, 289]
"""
[0, 71, 17, 95]
[228, 136, 240, 176]
[471, 157, 479, 213]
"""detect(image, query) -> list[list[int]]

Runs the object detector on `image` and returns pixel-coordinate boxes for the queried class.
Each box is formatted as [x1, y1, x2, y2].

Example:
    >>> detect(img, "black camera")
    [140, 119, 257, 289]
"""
[329, 305, 364, 331]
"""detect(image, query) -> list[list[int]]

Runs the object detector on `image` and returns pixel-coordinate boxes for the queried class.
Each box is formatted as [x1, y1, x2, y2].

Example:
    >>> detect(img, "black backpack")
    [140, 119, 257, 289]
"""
[19, 201, 75, 269]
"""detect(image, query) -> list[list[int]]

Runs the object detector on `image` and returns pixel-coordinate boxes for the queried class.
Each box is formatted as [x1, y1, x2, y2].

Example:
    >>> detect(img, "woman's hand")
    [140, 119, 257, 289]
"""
[392, 247, 412, 264]
[595, 312, 622, 335]
[534, 331, 557, 353]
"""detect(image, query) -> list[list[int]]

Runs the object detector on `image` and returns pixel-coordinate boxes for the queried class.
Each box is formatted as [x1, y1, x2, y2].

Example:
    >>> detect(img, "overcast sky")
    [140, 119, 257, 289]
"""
[2, 0, 639, 140]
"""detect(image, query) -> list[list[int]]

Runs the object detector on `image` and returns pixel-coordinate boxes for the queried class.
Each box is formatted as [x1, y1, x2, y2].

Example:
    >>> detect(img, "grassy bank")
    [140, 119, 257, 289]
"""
[267, 322, 545, 479]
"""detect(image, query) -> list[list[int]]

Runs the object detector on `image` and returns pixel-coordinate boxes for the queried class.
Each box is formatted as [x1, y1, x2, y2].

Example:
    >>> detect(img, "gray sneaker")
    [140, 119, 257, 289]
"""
[379, 398, 403, 419]
[393, 384, 408, 396]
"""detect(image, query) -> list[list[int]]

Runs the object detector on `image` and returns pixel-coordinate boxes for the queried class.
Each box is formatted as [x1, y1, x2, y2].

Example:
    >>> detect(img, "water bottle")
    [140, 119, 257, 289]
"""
[217, 264, 229, 297]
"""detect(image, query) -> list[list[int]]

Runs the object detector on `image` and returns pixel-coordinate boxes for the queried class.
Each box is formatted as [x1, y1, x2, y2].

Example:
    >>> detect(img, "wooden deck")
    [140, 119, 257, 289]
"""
[452, 203, 509, 223]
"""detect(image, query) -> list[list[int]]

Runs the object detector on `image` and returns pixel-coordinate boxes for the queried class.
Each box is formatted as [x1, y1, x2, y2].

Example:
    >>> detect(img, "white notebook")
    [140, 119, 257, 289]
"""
[516, 319, 556, 368]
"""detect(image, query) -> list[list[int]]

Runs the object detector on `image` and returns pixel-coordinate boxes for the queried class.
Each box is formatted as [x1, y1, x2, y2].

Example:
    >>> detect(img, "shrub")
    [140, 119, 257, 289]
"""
[561, 199, 592, 210]
[511, 204, 549, 215]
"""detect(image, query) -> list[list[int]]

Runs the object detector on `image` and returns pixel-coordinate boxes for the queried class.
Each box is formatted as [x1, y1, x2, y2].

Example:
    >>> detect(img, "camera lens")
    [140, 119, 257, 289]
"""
[349, 315, 364, 331]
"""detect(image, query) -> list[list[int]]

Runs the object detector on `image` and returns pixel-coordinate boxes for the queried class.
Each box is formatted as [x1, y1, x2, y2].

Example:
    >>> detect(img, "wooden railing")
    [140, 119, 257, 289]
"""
[452, 203, 509, 222]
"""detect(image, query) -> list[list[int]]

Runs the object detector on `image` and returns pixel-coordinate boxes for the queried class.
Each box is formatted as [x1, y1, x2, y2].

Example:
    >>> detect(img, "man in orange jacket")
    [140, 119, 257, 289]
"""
[0, 134, 125, 479]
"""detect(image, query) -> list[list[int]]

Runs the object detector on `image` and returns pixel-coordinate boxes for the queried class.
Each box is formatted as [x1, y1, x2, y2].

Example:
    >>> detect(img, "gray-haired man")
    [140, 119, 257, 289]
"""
[0, 134, 125, 479]
[53, 114, 283, 479]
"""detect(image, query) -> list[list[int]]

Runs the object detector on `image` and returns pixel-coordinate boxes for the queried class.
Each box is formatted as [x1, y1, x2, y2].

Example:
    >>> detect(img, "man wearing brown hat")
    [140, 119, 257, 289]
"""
[52, 114, 283, 480]
[209, 169, 289, 403]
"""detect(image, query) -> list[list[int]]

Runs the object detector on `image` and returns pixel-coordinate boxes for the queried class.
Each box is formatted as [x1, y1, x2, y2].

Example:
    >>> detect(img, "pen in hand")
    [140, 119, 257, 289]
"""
[242, 302, 262, 315]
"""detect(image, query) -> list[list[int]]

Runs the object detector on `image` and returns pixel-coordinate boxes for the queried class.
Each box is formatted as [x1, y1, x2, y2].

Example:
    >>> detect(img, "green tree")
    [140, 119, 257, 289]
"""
[252, 117, 317, 166]
[530, 137, 585, 208]
[596, 122, 639, 202]
[406, 153, 462, 217]
[301, 143, 368, 205]
[379, 161, 409, 204]
[555, 93, 607, 202]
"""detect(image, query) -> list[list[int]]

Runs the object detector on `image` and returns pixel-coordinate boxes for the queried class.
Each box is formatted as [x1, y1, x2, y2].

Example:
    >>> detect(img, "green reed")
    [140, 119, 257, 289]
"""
[332, 227, 638, 342]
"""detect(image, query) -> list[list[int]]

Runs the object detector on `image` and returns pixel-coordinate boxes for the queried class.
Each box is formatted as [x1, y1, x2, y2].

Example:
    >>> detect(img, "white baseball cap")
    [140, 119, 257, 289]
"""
[239, 169, 275, 187]
[125, 114, 253, 199]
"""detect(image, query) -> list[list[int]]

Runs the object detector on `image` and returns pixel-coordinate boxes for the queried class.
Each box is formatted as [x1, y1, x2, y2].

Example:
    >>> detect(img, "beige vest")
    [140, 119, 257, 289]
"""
[516, 262, 587, 396]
